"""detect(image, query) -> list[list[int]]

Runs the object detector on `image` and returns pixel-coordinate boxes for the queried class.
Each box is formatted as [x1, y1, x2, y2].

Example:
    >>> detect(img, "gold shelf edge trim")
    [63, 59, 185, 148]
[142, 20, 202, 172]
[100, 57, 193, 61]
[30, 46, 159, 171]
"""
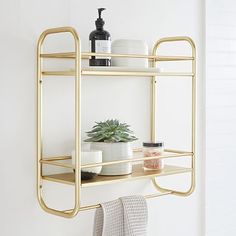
[40, 52, 194, 61]
[42, 165, 192, 187]
[41, 149, 192, 159]
[42, 175, 75, 186]
[42, 156, 71, 161]
[40, 160, 73, 168]
[81, 152, 193, 169]
[40, 151, 193, 169]
[81, 167, 192, 188]
[41, 70, 194, 77]
[164, 149, 192, 154]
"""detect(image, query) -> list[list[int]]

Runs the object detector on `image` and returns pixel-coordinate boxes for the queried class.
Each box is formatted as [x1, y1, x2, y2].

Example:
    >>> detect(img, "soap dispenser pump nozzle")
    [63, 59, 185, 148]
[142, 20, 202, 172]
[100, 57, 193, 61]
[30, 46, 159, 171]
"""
[98, 8, 105, 18]
[96, 8, 106, 29]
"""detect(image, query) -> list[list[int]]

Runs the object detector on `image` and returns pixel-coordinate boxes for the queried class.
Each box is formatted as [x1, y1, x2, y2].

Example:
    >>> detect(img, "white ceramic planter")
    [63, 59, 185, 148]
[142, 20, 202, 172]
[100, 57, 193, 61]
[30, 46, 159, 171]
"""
[90, 142, 133, 175]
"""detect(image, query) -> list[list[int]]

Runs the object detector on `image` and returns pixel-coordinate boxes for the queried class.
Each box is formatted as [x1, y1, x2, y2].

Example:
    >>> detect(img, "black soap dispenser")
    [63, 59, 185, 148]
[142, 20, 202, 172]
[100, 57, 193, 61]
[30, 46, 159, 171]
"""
[89, 8, 111, 66]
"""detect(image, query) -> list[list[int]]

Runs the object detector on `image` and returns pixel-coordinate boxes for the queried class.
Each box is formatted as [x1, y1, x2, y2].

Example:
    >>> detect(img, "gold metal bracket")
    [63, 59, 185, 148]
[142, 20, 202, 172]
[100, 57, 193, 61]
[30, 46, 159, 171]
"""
[37, 27, 81, 218]
[151, 37, 196, 196]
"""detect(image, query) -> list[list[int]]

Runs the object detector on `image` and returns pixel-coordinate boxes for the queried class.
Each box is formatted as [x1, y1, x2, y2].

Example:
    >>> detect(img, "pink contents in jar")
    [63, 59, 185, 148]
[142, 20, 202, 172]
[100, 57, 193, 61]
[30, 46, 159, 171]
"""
[143, 142, 164, 170]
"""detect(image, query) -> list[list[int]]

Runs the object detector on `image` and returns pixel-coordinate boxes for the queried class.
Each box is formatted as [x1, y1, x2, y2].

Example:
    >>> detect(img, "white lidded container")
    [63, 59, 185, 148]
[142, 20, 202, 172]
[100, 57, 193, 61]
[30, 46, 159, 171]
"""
[143, 142, 164, 170]
[111, 39, 149, 68]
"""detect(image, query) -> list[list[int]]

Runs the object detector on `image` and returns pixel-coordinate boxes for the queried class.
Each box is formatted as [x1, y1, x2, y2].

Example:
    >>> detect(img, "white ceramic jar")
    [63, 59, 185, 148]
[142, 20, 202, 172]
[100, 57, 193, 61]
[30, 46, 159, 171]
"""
[111, 39, 149, 68]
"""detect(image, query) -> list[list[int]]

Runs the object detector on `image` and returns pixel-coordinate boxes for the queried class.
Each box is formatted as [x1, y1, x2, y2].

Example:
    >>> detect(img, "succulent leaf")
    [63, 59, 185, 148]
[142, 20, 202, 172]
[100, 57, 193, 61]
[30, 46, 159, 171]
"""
[84, 119, 138, 143]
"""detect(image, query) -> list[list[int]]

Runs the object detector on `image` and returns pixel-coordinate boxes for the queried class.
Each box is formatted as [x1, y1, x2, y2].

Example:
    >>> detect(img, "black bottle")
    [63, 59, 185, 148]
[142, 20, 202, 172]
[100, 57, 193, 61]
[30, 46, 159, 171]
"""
[89, 8, 111, 66]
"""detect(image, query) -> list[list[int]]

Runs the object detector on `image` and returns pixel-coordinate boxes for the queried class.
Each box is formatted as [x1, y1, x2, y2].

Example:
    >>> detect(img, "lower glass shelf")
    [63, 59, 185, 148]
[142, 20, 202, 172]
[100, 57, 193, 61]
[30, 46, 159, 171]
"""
[42, 164, 192, 187]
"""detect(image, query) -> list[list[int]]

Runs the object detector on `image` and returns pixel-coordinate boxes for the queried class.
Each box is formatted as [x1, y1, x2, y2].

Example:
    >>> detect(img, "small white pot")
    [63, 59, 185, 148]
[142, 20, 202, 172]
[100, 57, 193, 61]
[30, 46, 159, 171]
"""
[90, 142, 133, 175]
[71, 150, 102, 175]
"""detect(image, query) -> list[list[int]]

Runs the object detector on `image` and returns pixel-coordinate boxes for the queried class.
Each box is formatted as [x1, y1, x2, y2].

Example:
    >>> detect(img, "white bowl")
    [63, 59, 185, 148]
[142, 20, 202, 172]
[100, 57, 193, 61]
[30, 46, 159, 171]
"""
[71, 150, 102, 175]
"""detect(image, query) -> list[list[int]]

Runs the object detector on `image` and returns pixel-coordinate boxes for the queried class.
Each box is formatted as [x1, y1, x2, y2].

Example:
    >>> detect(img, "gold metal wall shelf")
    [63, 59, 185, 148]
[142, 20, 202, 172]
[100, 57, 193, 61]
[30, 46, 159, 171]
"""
[37, 27, 196, 218]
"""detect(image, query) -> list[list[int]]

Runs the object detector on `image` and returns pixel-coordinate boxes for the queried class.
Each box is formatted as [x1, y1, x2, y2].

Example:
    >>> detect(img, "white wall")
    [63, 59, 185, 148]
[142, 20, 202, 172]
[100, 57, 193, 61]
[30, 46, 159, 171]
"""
[1, 0, 204, 235]
[206, 0, 236, 235]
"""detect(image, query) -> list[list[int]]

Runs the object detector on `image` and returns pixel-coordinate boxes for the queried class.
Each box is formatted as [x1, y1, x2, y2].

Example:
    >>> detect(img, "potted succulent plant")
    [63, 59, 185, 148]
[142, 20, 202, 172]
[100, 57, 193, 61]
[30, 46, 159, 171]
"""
[85, 119, 138, 175]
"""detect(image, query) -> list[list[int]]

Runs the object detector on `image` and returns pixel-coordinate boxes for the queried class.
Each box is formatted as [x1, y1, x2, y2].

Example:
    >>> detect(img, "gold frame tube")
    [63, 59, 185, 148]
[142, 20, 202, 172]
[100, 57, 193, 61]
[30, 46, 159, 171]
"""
[42, 166, 192, 187]
[37, 27, 196, 217]
[40, 151, 193, 169]
[40, 51, 194, 61]
[39, 160, 74, 169]
[151, 36, 196, 196]
[37, 27, 81, 218]
[42, 70, 194, 77]
[42, 155, 71, 161]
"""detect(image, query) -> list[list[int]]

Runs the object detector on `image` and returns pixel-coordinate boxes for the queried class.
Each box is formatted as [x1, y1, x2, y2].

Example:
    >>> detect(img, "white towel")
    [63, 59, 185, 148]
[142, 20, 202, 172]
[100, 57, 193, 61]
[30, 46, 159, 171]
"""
[93, 199, 124, 236]
[121, 196, 148, 236]
[93, 196, 148, 236]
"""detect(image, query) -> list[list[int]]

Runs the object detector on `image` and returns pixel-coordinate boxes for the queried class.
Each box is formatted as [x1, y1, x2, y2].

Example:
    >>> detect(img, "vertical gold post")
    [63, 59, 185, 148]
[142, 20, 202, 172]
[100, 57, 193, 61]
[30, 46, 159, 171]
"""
[74, 28, 81, 218]
[37, 31, 43, 208]
[151, 67, 157, 142]
[191, 39, 196, 193]
[37, 27, 81, 218]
